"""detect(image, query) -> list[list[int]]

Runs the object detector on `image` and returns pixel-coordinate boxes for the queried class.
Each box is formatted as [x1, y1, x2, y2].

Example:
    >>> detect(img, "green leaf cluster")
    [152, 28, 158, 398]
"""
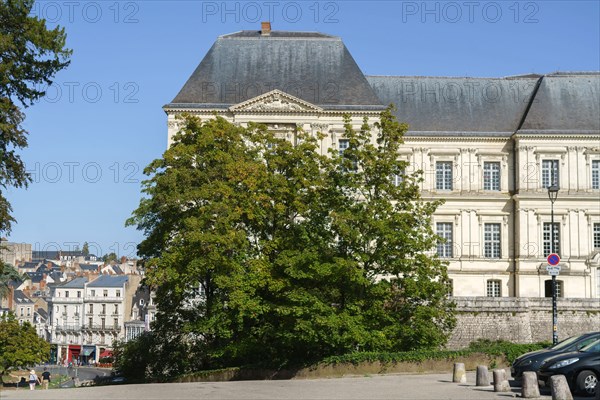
[0, 313, 50, 373]
[467, 339, 552, 364]
[321, 340, 550, 366]
[127, 108, 455, 379]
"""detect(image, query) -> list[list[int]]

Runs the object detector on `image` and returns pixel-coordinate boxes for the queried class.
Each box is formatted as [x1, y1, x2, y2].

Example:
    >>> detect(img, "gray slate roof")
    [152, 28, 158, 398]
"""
[87, 275, 128, 288]
[520, 73, 600, 132]
[168, 28, 599, 137]
[366, 76, 539, 135]
[25, 271, 45, 283]
[79, 264, 99, 271]
[59, 277, 87, 288]
[169, 30, 384, 109]
[14, 290, 34, 304]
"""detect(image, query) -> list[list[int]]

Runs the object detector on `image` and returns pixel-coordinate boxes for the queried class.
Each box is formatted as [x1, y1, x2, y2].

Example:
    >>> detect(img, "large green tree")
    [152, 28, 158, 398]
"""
[127, 110, 454, 377]
[0, 313, 50, 373]
[0, 0, 71, 233]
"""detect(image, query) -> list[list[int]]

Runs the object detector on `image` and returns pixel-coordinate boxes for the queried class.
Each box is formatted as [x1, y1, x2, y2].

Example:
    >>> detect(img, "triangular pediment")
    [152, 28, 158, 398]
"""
[229, 90, 323, 113]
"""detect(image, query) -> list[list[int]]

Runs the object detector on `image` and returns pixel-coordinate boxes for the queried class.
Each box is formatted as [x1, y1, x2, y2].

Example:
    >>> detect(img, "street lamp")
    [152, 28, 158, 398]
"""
[547, 183, 559, 345]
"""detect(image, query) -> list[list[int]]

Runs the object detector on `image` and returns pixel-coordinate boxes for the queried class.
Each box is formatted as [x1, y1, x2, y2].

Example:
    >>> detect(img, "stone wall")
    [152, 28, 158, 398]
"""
[447, 297, 600, 349]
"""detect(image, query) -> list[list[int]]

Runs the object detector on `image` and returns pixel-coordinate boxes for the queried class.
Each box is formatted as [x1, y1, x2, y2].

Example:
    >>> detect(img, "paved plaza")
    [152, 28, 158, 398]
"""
[1, 371, 589, 400]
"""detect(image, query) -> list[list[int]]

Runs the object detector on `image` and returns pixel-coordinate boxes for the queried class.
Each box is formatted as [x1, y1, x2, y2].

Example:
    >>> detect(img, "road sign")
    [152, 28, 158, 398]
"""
[547, 253, 560, 266]
[546, 265, 561, 276]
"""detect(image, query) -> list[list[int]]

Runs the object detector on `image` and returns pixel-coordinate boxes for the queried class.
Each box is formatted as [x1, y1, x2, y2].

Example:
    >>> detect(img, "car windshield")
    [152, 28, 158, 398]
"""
[580, 339, 600, 353]
[550, 335, 582, 350]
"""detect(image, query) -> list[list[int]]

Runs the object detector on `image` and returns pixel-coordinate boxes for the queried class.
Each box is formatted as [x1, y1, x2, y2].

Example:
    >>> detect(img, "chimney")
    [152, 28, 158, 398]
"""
[261, 21, 271, 36]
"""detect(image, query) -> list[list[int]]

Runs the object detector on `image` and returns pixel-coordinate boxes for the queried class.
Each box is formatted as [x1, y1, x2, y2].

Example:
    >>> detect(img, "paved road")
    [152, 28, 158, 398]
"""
[3, 371, 591, 400]
[33, 366, 111, 388]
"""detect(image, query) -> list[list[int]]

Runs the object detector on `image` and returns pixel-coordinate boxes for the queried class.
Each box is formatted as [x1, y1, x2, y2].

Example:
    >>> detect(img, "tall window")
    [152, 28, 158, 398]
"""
[594, 223, 600, 250]
[542, 160, 559, 188]
[88, 317, 92, 327]
[483, 162, 501, 191]
[91, 290, 95, 297]
[593, 160, 600, 189]
[338, 139, 349, 157]
[544, 280, 563, 298]
[89, 304, 93, 314]
[484, 223, 501, 258]
[436, 161, 453, 190]
[543, 222, 560, 256]
[338, 139, 356, 171]
[65, 291, 69, 298]
[77, 291, 81, 298]
[436, 222, 453, 258]
[116, 290, 121, 298]
[487, 280, 501, 297]
[101, 304, 106, 314]
[391, 174, 403, 187]
[114, 304, 119, 315]
[103, 289, 108, 297]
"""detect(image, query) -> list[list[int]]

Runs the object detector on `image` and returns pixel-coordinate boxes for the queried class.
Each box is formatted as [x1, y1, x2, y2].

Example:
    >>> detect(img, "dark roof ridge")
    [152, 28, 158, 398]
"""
[219, 30, 339, 40]
[547, 71, 600, 76]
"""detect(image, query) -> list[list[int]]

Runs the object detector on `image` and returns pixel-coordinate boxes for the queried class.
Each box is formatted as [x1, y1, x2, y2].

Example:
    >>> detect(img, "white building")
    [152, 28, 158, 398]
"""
[48, 275, 140, 364]
[164, 24, 600, 299]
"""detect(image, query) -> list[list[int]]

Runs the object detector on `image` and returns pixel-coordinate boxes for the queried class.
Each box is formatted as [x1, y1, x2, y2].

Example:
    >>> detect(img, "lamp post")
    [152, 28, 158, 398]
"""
[548, 184, 559, 345]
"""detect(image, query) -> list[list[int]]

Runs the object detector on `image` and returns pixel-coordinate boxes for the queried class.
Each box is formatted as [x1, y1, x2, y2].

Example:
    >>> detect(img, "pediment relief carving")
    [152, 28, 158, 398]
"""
[230, 90, 323, 113]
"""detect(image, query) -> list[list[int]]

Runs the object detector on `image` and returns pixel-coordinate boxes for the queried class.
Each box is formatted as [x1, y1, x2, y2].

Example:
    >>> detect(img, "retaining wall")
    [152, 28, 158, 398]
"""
[448, 297, 600, 349]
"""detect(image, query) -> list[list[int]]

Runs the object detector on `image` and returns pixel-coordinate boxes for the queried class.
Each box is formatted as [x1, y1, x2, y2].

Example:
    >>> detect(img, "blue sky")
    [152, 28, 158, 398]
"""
[5, 0, 600, 259]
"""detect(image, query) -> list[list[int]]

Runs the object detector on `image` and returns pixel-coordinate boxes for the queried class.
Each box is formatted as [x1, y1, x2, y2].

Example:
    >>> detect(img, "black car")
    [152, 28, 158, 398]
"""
[537, 338, 600, 396]
[511, 332, 600, 379]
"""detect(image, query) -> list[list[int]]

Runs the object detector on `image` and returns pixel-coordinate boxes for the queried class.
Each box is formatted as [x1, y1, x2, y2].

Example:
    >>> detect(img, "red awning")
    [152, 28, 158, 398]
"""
[99, 350, 113, 358]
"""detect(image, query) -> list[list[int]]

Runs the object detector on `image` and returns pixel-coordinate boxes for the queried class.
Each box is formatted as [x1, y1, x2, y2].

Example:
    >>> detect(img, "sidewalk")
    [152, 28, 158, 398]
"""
[0, 371, 583, 400]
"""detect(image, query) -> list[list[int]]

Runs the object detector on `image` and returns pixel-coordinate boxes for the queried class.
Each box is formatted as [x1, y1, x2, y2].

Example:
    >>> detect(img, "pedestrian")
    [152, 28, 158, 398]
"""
[41, 367, 51, 390]
[28, 369, 41, 391]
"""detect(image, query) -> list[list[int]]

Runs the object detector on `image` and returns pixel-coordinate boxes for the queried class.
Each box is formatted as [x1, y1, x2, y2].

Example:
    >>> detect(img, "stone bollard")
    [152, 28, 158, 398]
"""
[493, 368, 510, 392]
[476, 365, 491, 386]
[452, 362, 466, 383]
[550, 375, 573, 400]
[522, 371, 541, 398]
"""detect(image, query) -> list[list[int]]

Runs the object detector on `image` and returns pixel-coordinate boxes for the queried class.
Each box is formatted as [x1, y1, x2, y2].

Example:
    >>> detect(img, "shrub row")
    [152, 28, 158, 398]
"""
[320, 340, 551, 366]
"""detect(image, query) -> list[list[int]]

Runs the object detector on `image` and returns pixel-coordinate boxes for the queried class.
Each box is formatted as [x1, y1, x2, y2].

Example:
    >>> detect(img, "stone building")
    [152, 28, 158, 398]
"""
[0, 239, 32, 267]
[164, 24, 600, 301]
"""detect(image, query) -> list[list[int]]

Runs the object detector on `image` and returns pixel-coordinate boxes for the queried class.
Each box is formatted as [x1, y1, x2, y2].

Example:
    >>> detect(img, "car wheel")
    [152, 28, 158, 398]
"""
[575, 370, 598, 396]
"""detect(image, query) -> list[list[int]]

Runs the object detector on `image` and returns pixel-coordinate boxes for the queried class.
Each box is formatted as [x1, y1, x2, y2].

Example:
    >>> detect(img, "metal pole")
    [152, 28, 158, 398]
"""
[551, 199, 558, 345]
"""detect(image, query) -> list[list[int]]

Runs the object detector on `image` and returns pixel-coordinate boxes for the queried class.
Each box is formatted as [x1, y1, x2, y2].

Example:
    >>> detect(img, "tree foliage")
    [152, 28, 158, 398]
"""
[103, 252, 118, 263]
[127, 109, 455, 379]
[0, 0, 72, 234]
[0, 262, 22, 300]
[0, 313, 50, 373]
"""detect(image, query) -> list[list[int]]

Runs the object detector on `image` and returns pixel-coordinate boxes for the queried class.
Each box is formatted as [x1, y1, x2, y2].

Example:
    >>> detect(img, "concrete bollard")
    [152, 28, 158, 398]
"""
[550, 375, 573, 400]
[452, 362, 467, 383]
[493, 368, 510, 392]
[522, 371, 541, 398]
[476, 365, 491, 386]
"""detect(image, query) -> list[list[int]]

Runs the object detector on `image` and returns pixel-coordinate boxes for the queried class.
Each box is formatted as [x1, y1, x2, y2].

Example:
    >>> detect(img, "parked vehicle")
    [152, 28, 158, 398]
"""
[537, 338, 600, 396]
[511, 332, 600, 379]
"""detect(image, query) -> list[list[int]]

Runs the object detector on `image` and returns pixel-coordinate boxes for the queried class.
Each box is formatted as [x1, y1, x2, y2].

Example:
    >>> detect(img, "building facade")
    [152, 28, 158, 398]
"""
[164, 25, 600, 299]
[48, 275, 141, 364]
